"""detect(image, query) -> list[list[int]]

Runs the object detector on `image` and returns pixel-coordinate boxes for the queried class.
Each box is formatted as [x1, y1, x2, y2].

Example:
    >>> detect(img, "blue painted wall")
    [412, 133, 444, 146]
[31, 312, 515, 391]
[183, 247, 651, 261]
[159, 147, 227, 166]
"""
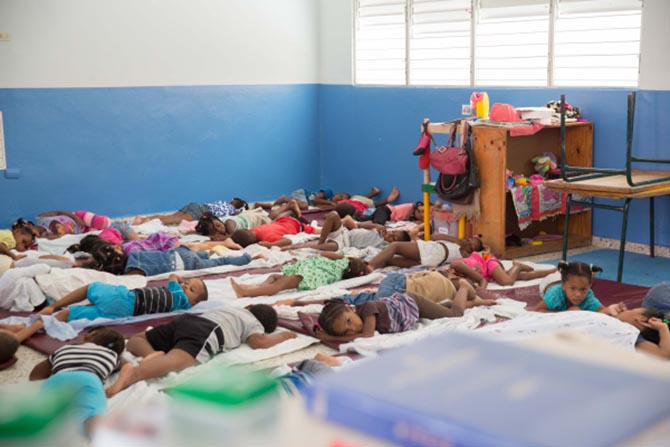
[0, 84, 320, 227]
[319, 86, 670, 247]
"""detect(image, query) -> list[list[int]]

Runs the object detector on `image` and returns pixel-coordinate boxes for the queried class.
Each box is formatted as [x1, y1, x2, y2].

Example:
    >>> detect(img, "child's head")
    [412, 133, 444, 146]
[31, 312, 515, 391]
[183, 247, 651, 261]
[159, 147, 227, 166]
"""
[181, 278, 208, 305]
[342, 257, 372, 279]
[11, 218, 34, 231]
[231, 229, 258, 247]
[83, 327, 125, 356]
[196, 213, 227, 237]
[247, 304, 278, 333]
[0, 330, 19, 364]
[317, 299, 363, 336]
[67, 234, 108, 254]
[557, 261, 602, 307]
[231, 198, 249, 210]
[618, 308, 670, 344]
[332, 192, 351, 202]
[11, 227, 35, 251]
[90, 243, 128, 275]
[409, 201, 424, 221]
[334, 202, 357, 219]
[457, 235, 484, 256]
[384, 230, 411, 243]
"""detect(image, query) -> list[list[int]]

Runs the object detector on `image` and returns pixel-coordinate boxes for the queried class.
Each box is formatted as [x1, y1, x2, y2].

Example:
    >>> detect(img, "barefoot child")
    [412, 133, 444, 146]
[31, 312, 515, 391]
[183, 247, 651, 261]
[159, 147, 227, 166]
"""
[314, 290, 471, 343]
[105, 304, 297, 397]
[231, 253, 371, 298]
[39, 274, 208, 322]
[450, 254, 557, 289]
[28, 327, 125, 436]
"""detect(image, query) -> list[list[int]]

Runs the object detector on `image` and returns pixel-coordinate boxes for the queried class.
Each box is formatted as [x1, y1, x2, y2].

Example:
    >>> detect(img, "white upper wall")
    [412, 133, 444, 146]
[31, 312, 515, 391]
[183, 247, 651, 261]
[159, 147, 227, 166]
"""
[318, 0, 670, 90]
[639, 0, 670, 90]
[318, 0, 353, 85]
[0, 0, 318, 88]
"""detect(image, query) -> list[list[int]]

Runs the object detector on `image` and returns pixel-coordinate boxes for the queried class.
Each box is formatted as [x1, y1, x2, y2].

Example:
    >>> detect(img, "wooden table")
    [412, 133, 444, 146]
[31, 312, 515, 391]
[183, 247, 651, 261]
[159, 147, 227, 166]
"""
[545, 170, 670, 282]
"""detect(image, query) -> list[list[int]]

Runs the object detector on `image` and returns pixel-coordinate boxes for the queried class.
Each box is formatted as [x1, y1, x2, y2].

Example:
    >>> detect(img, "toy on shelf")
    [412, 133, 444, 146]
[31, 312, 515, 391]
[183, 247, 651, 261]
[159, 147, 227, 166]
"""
[531, 152, 558, 177]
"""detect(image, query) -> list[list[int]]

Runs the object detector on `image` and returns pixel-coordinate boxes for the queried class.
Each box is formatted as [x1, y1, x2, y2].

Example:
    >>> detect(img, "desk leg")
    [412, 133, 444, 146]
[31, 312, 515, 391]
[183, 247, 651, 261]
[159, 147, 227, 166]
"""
[617, 198, 632, 283]
[562, 194, 572, 261]
[650, 197, 655, 258]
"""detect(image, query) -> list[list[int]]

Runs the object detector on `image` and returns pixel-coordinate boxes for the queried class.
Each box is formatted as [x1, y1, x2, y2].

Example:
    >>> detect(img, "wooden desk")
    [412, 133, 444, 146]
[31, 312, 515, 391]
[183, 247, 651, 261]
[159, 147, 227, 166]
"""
[545, 170, 670, 282]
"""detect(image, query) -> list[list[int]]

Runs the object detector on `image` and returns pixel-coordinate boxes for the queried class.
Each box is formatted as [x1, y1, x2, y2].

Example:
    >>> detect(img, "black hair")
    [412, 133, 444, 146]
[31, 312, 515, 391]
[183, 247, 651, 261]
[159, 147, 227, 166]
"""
[639, 310, 669, 345]
[341, 257, 368, 280]
[399, 231, 411, 242]
[334, 203, 357, 219]
[11, 218, 35, 231]
[247, 304, 278, 333]
[195, 212, 222, 236]
[90, 244, 127, 275]
[317, 299, 349, 336]
[557, 260, 603, 284]
[86, 327, 125, 355]
[67, 234, 108, 254]
[230, 229, 258, 247]
[231, 198, 249, 211]
[0, 331, 19, 364]
[200, 280, 209, 302]
[409, 201, 423, 222]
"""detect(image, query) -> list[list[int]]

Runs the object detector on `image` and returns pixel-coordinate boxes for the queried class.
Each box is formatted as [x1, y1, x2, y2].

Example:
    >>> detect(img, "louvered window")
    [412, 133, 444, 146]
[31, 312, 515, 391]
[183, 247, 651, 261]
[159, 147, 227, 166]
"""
[554, 0, 642, 87]
[410, 0, 472, 86]
[353, 0, 642, 87]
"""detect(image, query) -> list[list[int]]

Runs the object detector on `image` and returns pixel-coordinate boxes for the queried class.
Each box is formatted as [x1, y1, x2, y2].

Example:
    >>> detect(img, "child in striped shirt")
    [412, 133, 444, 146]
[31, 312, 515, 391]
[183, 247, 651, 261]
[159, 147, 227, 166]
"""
[29, 327, 125, 435]
[39, 274, 207, 322]
[313, 288, 473, 343]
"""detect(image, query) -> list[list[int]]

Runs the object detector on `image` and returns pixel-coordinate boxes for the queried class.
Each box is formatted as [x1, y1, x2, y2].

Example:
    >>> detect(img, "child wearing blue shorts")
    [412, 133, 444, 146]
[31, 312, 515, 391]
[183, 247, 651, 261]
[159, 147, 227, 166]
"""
[29, 327, 125, 436]
[40, 274, 208, 322]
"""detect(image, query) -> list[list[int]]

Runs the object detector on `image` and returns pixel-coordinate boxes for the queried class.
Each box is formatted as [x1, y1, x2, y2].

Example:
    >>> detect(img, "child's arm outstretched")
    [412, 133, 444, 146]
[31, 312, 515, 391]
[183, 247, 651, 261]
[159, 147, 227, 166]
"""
[258, 238, 293, 248]
[0, 243, 26, 261]
[246, 331, 297, 349]
[39, 285, 90, 315]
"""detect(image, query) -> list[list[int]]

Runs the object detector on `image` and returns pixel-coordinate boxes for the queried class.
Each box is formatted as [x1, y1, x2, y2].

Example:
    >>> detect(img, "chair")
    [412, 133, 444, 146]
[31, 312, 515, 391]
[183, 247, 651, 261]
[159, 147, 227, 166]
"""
[546, 93, 670, 282]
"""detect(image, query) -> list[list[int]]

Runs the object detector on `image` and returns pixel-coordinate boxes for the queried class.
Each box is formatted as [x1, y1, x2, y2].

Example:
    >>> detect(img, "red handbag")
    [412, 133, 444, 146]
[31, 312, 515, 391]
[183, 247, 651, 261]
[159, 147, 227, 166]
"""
[429, 121, 469, 175]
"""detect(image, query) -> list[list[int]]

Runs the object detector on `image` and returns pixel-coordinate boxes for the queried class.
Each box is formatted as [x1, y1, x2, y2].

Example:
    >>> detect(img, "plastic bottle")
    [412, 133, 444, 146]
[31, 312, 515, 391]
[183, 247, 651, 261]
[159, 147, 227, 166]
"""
[470, 92, 490, 119]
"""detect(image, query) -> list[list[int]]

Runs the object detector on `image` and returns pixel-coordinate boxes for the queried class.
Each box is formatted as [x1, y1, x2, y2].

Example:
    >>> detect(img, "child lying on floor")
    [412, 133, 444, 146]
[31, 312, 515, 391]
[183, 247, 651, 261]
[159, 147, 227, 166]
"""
[367, 234, 484, 269]
[231, 253, 371, 298]
[286, 210, 409, 252]
[29, 327, 125, 436]
[450, 254, 556, 289]
[313, 289, 474, 343]
[535, 261, 626, 316]
[38, 274, 207, 321]
[105, 304, 297, 397]
[89, 243, 253, 276]
[195, 209, 271, 241]
[277, 271, 496, 308]
[230, 200, 315, 248]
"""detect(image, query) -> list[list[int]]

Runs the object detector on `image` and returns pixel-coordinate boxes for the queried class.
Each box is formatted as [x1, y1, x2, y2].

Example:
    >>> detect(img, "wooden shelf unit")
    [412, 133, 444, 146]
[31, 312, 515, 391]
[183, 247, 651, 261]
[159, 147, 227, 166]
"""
[472, 122, 593, 258]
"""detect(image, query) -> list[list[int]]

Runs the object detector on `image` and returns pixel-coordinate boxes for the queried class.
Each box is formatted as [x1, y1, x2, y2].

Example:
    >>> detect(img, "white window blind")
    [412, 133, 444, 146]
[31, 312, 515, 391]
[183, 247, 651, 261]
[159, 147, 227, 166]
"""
[409, 0, 472, 86]
[475, 0, 550, 86]
[355, 0, 407, 85]
[554, 0, 642, 87]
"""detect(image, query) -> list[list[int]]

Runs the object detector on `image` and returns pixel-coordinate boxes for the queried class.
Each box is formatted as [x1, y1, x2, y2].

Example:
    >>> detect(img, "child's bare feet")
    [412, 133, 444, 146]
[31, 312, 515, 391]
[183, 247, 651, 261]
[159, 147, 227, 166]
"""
[512, 261, 533, 272]
[230, 278, 246, 298]
[314, 352, 343, 367]
[132, 215, 145, 225]
[106, 363, 135, 398]
[370, 186, 381, 197]
[386, 186, 400, 203]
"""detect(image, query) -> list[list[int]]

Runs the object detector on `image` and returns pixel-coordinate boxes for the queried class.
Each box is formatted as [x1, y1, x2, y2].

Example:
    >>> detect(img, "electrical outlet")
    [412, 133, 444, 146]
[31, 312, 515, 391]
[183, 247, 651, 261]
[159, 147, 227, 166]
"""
[0, 32, 10, 41]
[461, 104, 471, 115]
